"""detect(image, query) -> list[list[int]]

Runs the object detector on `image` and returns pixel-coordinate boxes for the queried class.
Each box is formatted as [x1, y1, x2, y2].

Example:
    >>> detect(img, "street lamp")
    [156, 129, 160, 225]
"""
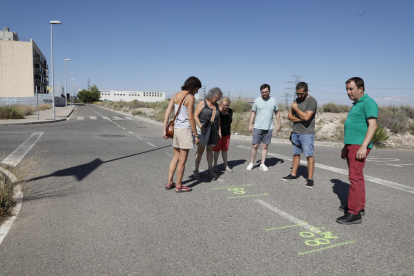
[72, 79, 75, 103]
[64, 59, 70, 109]
[70, 73, 74, 106]
[50, 21, 61, 120]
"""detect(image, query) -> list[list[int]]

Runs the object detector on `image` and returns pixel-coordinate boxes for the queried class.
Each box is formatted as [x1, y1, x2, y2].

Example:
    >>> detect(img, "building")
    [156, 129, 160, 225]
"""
[99, 90, 166, 102]
[0, 27, 49, 98]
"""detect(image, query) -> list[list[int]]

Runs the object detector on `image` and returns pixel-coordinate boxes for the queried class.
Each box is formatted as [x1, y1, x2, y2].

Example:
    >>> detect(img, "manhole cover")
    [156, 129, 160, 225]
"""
[99, 135, 126, 137]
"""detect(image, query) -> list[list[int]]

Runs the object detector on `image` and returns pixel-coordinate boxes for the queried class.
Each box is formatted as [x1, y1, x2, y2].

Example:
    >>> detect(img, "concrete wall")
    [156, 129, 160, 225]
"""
[0, 40, 34, 97]
[0, 96, 66, 107]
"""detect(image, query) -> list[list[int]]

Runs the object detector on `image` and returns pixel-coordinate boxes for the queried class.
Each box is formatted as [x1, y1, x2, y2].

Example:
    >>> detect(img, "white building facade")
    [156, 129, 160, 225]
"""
[99, 90, 166, 102]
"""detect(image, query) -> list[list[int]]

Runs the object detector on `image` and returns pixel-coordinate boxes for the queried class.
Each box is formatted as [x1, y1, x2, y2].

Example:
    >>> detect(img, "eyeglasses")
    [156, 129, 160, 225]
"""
[261, 91, 269, 94]
[296, 93, 305, 96]
[222, 104, 229, 107]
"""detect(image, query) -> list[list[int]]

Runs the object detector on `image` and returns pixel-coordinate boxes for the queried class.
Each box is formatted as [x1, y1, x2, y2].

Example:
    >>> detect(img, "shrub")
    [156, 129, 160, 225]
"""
[408, 122, 414, 134]
[231, 100, 252, 113]
[0, 106, 24, 119]
[377, 106, 407, 133]
[38, 104, 52, 110]
[231, 112, 250, 135]
[15, 105, 36, 116]
[321, 102, 351, 113]
[372, 126, 390, 145]
[131, 110, 145, 116]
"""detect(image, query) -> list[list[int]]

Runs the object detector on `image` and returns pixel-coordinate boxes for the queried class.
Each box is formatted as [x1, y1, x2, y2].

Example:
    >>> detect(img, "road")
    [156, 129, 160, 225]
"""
[0, 104, 413, 275]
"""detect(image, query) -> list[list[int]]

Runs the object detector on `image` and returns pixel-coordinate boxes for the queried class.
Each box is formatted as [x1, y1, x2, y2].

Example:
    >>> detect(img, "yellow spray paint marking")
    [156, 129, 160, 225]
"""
[265, 223, 308, 231]
[298, 241, 355, 256]
[210, 184, 253, 190]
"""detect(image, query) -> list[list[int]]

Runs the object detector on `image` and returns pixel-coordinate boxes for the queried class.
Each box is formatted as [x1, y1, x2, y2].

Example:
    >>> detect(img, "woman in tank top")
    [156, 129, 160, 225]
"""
[213, 97, 234, 172]
[163, 76, 201, 192]
[193, 87, 223, 179]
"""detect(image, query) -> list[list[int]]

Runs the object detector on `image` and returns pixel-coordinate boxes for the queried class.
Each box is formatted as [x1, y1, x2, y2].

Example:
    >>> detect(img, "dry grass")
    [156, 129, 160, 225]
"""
[38, 103, 52, 111]
[0, 157, 37, 223]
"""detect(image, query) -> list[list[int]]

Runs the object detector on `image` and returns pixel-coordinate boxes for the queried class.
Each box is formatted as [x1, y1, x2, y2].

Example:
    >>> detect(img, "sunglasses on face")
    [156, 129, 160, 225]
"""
[296, 93, 305, 96]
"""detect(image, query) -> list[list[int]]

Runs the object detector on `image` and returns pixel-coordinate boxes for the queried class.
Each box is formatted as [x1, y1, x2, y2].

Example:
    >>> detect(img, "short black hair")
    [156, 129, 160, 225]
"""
[346, 77, 365, 92]
[296, 82, 308, 91]
[260, 84, 270, 92]
[181, 76, 202, 91]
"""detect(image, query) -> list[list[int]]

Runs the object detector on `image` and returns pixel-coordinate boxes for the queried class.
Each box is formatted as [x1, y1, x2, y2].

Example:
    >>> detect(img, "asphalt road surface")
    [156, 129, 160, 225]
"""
[0, 104, 413, 275]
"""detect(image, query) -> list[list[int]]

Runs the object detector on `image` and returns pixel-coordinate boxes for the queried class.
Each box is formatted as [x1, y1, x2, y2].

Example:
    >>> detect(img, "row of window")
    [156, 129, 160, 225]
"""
[100, 93, 163, 97]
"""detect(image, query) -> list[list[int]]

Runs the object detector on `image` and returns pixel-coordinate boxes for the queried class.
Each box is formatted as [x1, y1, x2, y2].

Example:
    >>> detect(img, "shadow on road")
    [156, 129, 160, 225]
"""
[25, 145, 171, 183]
[331, 179, 350, 206]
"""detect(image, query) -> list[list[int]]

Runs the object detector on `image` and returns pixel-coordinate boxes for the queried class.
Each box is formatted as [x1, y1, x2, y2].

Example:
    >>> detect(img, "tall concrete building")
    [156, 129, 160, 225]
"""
[0, 27, 49, 98]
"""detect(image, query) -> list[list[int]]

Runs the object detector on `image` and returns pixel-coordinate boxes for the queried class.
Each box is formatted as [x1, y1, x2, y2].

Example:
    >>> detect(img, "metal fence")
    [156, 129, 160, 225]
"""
[0, 96, 66, 107]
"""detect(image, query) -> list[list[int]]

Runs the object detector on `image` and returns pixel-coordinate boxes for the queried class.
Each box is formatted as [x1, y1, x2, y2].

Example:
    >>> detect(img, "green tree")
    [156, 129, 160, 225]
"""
[77, 84, 101, 103]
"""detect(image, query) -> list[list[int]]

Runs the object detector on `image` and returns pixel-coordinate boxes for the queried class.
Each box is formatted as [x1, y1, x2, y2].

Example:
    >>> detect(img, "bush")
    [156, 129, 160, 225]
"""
[377, 106, 408, 133]
[231, 112, 250, 135]
[131, 110, 145, 116]
[372, 126, 390, 145]
[15, 105, 36, 116]
[321, 102, 351, 113]
[408, 122, 414, 134]
[0, 106, 24, 119]
[231, 100, 252, 113]
[38, 103, 52, 111]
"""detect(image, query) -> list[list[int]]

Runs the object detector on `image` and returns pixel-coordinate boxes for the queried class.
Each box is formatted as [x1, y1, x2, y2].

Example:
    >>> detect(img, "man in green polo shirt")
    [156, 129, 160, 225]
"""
[336, 77, 378, 225]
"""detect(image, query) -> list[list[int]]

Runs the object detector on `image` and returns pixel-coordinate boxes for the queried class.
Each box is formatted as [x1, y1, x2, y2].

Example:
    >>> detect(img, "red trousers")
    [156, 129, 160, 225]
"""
[345, 144, 371, 215]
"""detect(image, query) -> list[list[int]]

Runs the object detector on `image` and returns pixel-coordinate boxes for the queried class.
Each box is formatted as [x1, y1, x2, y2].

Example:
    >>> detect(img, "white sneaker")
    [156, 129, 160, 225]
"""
[246, 163, 254, 170]
[260, 164, 268, 172]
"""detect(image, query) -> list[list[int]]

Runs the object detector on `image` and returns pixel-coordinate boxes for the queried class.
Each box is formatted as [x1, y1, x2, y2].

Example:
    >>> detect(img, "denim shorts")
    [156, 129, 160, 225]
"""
[252, 128, 272, 145]
[291, 133, 314, 157]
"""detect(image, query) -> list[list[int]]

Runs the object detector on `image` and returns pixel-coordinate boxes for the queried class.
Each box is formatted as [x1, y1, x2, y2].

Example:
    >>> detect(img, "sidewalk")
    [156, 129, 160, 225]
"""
[0, 105, 76, 126]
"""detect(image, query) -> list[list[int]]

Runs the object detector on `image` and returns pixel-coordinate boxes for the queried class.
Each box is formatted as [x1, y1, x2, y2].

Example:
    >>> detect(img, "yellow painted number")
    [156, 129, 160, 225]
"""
[228, 188, 246, 195]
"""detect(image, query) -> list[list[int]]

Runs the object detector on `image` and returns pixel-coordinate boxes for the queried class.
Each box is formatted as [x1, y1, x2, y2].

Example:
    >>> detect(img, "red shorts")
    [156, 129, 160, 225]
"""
[213, 135, 231, 152]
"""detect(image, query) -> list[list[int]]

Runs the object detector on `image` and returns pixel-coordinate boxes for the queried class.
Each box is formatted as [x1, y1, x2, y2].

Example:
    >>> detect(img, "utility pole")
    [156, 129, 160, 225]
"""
[285, 75, 305, 102]
[87, 79, 91, 91]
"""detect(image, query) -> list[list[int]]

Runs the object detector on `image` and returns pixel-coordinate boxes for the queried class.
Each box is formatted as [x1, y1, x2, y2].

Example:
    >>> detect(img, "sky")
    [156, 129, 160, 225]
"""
[2, 0, 414, 106]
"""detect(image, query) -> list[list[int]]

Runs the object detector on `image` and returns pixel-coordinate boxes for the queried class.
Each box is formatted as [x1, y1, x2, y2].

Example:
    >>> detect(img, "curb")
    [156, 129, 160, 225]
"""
[0, 107, 76, 126]
[93, 104, 343, 148]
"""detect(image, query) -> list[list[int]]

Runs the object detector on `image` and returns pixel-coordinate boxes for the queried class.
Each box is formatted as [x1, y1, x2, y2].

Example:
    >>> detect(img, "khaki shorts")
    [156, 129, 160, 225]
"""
[173, 128, 194, 149]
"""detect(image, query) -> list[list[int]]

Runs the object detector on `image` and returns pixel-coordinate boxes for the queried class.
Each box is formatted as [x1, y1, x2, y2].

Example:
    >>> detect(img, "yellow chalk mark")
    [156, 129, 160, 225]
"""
[211, 184, 253, 190]
[228, 193, 268, 199]
[266, 223, 308, 231]
[298, 241, 355, 256]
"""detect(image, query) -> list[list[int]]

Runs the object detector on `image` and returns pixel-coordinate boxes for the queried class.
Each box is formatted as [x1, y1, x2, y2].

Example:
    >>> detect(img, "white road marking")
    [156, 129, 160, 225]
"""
[0, 167, 17, 183]
[237, 145, 414, 194]
[137, 136, 143, 140]
[386, 163, 414, 168]
[124, 117, 133, 120]
[121, 127, 126, 130]
[77, 117, 84, 120]
[217, 178, 225, 182]
[1, 132, 44, 167]
[90, 116, 97, 120]
[256, 199, 321, 233]
[147, 142, 156, 147]
[102, 116, 110, 120]
[0, 181, 23, 247]
[128, 131, 134, 134]
[367, 157, 400, 162]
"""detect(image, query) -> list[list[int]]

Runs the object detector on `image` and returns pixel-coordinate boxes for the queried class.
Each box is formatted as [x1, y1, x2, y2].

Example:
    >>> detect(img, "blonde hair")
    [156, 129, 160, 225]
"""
[220, 97, 231, 105]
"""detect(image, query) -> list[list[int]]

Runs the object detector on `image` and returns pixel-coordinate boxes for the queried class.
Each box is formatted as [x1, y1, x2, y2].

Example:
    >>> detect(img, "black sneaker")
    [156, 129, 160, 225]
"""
[339, 205, 365, 216]
[336, 212, 362, 224]
[306, 179, 314, 189]
[281, 174, 298, 181]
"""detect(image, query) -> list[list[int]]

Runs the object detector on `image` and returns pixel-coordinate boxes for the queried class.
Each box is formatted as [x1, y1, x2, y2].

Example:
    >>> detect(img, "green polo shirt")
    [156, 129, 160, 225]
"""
[344, 94, 378, 148]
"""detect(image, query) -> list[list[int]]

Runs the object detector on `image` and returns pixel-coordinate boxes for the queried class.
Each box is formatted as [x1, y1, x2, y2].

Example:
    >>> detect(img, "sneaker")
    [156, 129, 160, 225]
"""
[246, 163, 254, 170]
[260, 164, 268, 172]
[339, 205, 365, 216]
[306, 179, 314, 189]
[336, 212, 362, 224]
[281, 174, 298, 181]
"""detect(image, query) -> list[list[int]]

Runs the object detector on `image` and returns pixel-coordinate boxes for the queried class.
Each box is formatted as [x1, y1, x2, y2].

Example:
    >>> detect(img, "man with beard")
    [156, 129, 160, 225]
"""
[282, 82, 317, 189]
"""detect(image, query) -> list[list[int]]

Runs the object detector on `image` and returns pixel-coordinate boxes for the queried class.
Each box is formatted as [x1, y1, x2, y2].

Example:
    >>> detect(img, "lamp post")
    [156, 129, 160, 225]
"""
[50, 21, 61, 120]
[72, 79, 75, 104]
[70, 73, 74, 106]
[64, 59, 70, 109]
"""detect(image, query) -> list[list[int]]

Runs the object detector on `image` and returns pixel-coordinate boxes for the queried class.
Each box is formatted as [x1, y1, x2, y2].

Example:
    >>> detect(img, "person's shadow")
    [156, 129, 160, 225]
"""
[331, 179, 350, 207]
[259, 157, 284, 168]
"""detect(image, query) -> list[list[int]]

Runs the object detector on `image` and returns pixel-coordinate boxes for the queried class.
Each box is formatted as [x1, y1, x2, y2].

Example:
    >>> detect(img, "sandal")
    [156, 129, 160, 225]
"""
[193, 170, 200, 180]
[175, 186, 192, 193]
[165, 182, 176, 190]
[225, 167, 233, 173]
[208, 169, 219, 178]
